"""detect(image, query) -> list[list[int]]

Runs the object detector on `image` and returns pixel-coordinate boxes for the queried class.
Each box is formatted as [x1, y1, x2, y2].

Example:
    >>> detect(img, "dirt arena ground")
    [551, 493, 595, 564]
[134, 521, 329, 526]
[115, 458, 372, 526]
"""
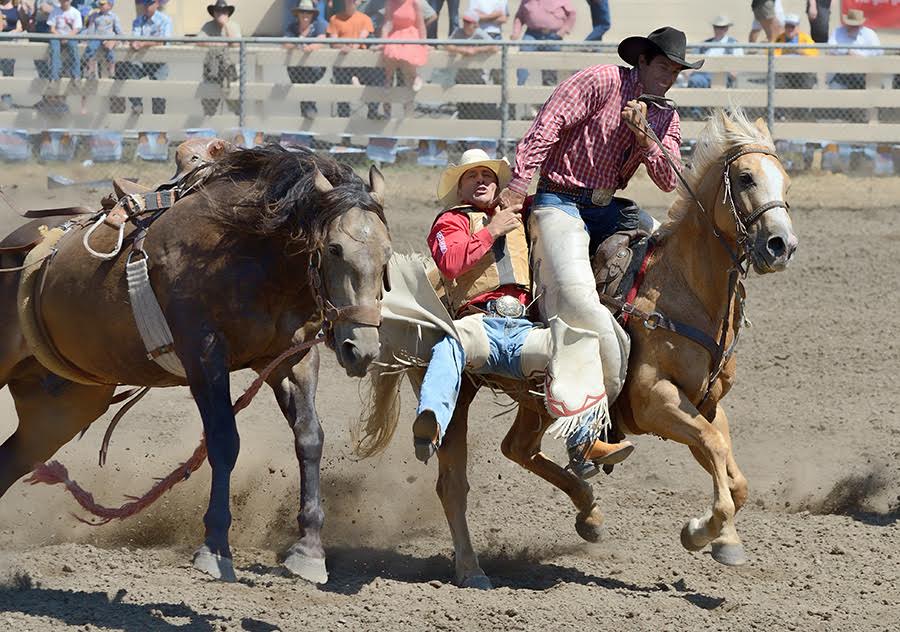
[0, 161, 898, 631]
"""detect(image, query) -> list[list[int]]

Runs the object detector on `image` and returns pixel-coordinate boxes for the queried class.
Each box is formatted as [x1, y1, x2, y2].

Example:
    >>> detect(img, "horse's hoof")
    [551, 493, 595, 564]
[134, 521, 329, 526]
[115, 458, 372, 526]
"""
[679, 519, 707, 552]
[192, 545, 236, 582]
[283, 551, 328, 584]
[575, 505, 605, 543]
[711, 541, 748, 567]
[459, 574, 492, 590]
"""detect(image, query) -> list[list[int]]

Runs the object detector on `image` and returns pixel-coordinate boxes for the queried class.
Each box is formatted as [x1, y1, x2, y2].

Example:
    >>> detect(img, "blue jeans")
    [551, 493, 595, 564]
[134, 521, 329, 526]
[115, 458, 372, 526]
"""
[418, 317, 533, 443]
[584, 0, 610, 41]
[84, 40, 115, 65]
[49, 39, 81, 80]
[533, 190, 640, 257]
[426, 0, 459, 38]
[517, 31, 561, 86]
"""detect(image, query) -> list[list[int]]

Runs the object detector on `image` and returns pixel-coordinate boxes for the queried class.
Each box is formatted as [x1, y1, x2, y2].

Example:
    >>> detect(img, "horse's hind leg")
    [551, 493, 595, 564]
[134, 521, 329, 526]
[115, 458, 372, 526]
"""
[501, 406, 604, 543]
[263, 345, 328, 584]
[435, 377, 491, 589]
[0, 358, 114, 497]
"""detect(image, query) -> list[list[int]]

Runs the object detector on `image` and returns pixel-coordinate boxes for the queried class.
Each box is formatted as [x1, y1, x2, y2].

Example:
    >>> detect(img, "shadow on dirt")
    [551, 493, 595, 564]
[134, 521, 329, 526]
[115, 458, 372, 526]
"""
[272, 546, 723, 607]
[0, 572, 224, 631]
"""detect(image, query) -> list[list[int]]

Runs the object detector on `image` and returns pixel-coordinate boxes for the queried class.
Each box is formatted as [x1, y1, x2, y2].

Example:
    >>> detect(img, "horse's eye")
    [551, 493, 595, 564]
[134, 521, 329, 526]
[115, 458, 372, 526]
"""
[739, 172, 754, 188]
[328, 243, 343, 258]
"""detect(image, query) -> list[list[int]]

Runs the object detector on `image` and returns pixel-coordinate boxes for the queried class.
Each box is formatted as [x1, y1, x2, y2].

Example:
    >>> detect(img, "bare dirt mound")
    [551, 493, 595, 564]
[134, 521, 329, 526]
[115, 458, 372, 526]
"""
[1, 169, 899, 630]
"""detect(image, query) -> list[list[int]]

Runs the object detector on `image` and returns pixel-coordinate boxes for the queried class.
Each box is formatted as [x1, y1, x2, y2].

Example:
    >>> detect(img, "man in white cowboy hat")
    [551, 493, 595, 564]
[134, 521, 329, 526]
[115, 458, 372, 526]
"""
[827, 8, 882, 90]
[687, 16, 742, 89]
[496, 27, 702, 464]
[413, 148, 634, 472]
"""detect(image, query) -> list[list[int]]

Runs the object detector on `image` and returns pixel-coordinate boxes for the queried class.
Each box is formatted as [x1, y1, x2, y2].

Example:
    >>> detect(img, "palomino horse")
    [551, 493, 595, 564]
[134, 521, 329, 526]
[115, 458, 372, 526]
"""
[0, 145, 391, 583]
[357, 109, 798, 588]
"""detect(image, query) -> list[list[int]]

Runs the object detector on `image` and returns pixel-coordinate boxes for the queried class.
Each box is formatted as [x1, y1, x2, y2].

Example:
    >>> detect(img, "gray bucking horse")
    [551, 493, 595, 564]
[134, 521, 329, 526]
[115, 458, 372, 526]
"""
[0, 145, 391, 583]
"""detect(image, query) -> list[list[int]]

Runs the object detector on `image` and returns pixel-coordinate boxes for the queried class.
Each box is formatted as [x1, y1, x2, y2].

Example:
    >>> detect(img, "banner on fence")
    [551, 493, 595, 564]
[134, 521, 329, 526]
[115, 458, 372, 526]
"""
[89, 131, 123, 163]
[136, 132, 170, 162]
[185, 128, 217, 139]
[0, 129, 31, 161]
[280, 132, 315, 149]
[463, 138, 499, 157]
[367, 137, 399, 163]
[417, 139, 449, 167]
[39, 130, 78, 162]
[841, 1, 900, 29]
[229, 128, 265, 149]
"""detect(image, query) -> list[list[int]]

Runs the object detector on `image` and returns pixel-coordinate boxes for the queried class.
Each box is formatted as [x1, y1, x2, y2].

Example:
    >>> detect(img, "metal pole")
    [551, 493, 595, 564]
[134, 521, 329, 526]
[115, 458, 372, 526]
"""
[238, 40, 247, 128]
[500, 43, 509, 156]
[766, 46, 775, 134]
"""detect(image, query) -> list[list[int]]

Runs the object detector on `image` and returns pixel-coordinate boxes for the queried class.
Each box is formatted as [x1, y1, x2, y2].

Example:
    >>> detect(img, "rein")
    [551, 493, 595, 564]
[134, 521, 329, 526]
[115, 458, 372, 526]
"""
[624, 105, 789, 409]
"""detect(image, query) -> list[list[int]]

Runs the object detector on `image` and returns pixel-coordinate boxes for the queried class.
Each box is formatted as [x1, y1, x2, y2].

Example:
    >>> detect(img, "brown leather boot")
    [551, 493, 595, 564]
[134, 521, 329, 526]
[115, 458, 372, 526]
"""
[568, 439, 635, 480]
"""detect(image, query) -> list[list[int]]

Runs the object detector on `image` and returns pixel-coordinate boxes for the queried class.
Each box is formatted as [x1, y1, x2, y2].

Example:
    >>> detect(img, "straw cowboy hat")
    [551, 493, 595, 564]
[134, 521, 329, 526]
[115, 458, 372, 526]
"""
[207, 0, 236, 17]
[293, 0, 319, 16]
[842, 9, 866, 26]
[618, 26, 704, 70]
[437, 149, 511, 204]
[711, 15, 732, 28]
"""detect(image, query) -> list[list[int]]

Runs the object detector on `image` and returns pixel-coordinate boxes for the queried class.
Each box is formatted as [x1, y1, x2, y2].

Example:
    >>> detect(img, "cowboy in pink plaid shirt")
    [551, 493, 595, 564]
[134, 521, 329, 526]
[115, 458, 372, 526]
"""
[497, 28, 704, 476]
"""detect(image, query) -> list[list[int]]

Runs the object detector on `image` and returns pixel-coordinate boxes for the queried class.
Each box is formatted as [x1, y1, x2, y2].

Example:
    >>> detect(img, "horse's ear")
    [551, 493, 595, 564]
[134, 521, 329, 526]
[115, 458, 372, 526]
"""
[721, 110, 737, 133]
[313, 168, 334, 193]
[753, 117, 772, 141]
[369, 164, 385, 206]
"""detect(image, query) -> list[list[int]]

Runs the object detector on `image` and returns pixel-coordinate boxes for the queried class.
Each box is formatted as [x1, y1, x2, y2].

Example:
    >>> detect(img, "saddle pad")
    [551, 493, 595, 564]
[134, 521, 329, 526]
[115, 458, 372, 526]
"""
[0, 217, 74, 254]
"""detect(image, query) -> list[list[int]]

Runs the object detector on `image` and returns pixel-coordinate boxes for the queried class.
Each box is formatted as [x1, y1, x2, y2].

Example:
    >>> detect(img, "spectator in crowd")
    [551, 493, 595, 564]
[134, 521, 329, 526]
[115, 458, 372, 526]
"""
[82, 0, 122, 80]
[584, 0, 609, 42]
[828, 8, 881, 90]
[807, 0, 830, 43]
[327, 0, 381, 119]
[749, 0, 783, 42]
[511, 0, 575, 88]
[686, 15, 742, 89]
[284, 0, 327, 119]
[774, 13, 817, 89]
[0, 0, 25, 109]
[425, 0, 457, 38]
[48, 0, 81, 81]
[360, 0, 434, 37]
[197, 0, 241, 116]
[445, 10, 497, 119]
[382, 0, 427, 99]
[468, 0, 506, 40]
[123, 0, 173, 115]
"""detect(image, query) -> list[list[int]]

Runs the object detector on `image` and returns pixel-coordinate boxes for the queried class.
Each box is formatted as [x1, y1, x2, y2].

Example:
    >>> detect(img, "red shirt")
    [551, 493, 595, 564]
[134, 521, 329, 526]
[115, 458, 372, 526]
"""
[427, 208, 530, 316]
[508, 65, 681, 195]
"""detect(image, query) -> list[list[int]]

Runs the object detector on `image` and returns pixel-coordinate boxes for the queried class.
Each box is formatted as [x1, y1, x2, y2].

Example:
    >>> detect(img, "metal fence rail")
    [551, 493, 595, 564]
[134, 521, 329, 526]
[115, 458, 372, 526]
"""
[0, 34, 898, 175]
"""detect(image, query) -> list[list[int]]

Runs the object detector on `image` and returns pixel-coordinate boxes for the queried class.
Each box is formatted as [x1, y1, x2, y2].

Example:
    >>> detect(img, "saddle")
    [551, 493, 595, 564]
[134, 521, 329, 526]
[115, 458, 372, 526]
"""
[0, 216, 75, 255]
[593, 230, 652, 305]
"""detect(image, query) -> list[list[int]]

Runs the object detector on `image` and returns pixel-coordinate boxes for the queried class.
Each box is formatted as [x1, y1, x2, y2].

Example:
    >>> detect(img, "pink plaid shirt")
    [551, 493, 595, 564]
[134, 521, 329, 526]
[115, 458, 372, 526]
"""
[508, 65, 681, 196]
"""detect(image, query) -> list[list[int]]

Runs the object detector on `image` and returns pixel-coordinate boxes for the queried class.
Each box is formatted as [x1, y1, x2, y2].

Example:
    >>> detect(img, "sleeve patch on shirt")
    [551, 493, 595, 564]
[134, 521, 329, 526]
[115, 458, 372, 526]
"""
[435, 230, 447, 254]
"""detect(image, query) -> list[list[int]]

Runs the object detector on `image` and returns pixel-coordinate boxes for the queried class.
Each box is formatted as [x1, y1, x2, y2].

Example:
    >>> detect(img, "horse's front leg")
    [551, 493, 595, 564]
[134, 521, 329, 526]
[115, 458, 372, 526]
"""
[501, 405, 604, 543]
[435, 377, 492, 589]
[631, 379, 744, 565]
[263, 345, 328, 584]
[184, 332, 239, 582]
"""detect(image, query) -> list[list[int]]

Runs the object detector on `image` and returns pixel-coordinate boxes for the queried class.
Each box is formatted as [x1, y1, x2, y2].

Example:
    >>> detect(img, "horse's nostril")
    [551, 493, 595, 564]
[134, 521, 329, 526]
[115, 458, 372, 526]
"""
[767, 236, 786, 258]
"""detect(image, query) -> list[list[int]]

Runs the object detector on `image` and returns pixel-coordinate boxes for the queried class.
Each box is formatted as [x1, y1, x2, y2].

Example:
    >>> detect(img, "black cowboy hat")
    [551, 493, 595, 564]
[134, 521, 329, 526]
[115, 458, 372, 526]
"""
[618, 27, 703, 70]
[207, 0, 236, 17]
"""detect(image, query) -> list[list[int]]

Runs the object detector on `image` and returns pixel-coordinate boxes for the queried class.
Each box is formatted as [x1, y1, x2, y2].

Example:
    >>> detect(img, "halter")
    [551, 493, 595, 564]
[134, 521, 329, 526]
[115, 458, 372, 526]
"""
[307, 249, 383, 349]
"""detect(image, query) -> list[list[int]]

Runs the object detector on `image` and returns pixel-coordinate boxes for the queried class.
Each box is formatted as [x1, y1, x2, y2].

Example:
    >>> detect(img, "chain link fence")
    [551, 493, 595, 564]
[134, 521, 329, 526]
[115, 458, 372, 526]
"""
[1, 34, 899, 188]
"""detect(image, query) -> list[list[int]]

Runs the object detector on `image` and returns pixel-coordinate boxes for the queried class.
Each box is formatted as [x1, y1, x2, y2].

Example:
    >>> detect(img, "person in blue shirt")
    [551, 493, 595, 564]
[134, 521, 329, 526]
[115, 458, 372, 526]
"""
[119, 0, 172, 114]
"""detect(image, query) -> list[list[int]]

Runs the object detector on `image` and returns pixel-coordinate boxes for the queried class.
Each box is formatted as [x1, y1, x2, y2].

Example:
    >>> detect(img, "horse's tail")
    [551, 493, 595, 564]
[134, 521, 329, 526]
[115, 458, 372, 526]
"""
[352, 368, 406, 458]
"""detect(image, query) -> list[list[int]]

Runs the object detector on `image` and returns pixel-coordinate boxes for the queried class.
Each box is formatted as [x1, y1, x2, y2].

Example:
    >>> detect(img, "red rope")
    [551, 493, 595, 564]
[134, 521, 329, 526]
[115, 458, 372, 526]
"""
[25, 337, 324, 524]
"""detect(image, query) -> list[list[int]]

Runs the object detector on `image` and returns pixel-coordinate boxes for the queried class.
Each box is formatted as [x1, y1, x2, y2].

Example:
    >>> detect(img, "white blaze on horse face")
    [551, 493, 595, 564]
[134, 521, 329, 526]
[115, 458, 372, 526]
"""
[757, 157, 795, 237]
[750, 156, 798, 271]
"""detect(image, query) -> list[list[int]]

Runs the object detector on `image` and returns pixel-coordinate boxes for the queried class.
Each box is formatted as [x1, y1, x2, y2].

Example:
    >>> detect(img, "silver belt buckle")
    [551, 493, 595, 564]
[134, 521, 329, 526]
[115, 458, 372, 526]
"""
[590, 188, 614, 207]
[492, 295, 526, 319]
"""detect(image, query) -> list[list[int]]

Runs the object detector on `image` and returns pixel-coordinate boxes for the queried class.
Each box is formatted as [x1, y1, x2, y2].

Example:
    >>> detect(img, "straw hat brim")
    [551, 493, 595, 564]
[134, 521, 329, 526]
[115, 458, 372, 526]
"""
[437, 158, 511, 205]
[842, 14, 865, 26]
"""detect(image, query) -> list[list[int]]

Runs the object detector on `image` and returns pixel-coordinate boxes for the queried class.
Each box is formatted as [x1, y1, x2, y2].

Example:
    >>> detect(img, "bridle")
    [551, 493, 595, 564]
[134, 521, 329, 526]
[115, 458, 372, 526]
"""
[626, 103, 791, 409]
[307, 248, 383, 349]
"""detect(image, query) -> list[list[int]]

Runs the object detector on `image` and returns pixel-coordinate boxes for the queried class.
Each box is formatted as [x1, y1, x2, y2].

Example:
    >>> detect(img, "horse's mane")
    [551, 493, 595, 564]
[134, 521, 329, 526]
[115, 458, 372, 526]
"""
[659, 107, 775, 237]
[195, 144, 387, 249]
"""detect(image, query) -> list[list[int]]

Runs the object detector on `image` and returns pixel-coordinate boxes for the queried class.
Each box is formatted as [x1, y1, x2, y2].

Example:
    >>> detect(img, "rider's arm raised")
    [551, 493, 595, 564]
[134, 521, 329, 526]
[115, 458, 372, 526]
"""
[507, 66, 614, 195]
[641, 110, 682, 193]
[427, 212, 494, 280]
